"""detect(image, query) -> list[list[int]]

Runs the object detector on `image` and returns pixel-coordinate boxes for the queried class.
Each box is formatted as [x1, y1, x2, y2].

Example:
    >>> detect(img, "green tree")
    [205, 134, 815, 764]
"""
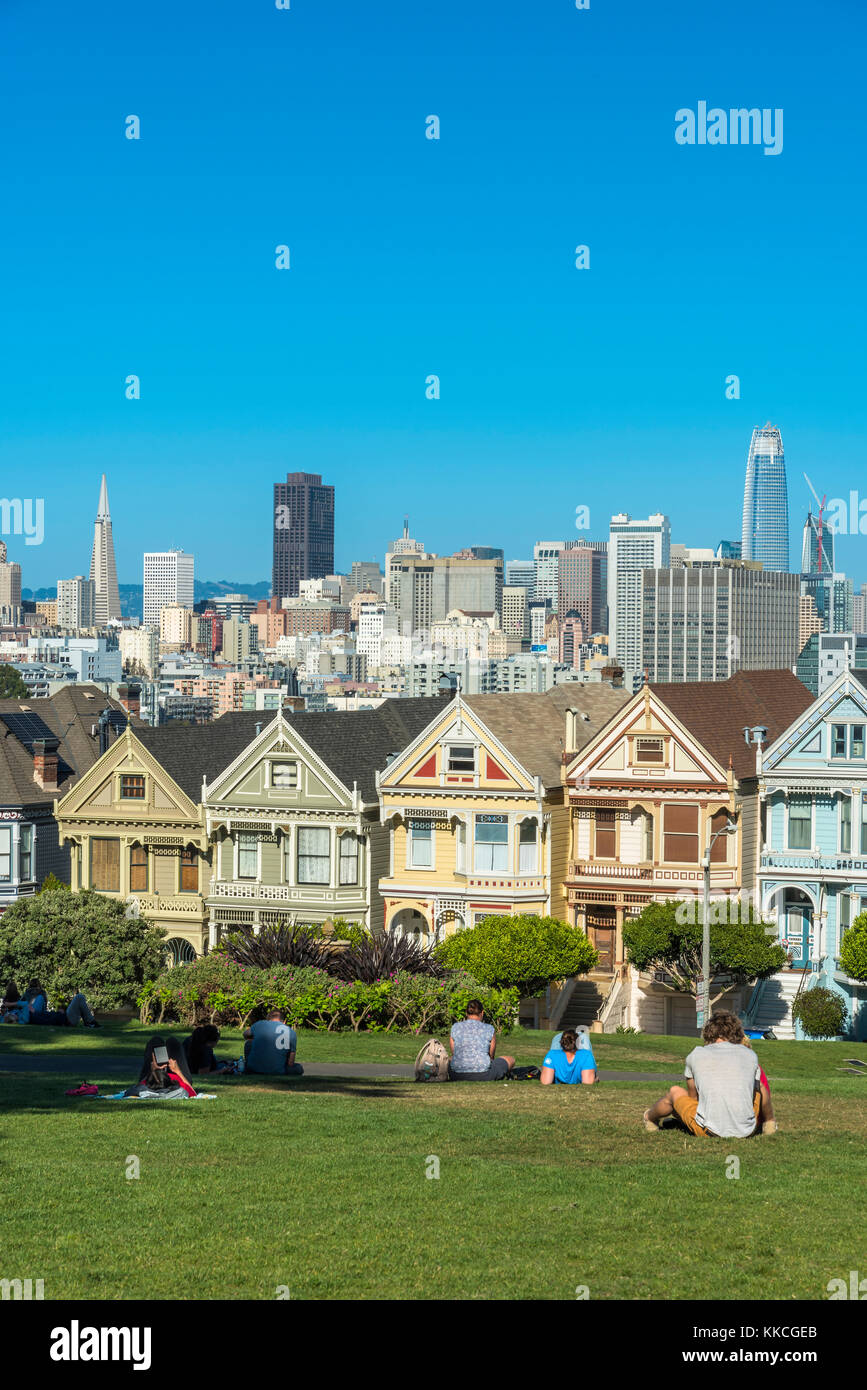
[37, 872, 70, 894]
[839, 912, 867, 982]
[791, 986, 847, 1039]
[0, 888, 167, 1009]
[433, 914, 598, 997]
[0, 664, 28, 699]
[622, 899, 787, 1003]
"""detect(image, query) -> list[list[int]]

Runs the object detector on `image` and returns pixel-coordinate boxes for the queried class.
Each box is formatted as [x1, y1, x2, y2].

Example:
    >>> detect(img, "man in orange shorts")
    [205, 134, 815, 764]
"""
[642, 1010, 776, 1137]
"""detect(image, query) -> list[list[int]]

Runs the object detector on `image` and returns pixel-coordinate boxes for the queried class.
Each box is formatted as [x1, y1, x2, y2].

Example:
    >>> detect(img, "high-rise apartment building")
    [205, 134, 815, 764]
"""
[159, 605, 194, 647]
[89, 475, 122, 624]
[220, 618, 259, 665]
[741, 424, 789, 571]
[119, 626, 159, 677]
[505, 559, 535, 595]
[0, 542, 22, 623]
[502, 585, 530, 642]
[533, 542, 565, 611]
[558, 544, 605, 634]
[57, 576, 95, 630]
[143, 551, 195, 628]
[608, 513, 671, 678]
[642, 565, 799, 682]
[272, 472, 335, 602]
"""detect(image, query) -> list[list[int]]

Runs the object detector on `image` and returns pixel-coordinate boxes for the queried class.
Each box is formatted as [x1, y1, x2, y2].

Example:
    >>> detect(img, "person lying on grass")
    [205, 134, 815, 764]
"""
[124, 1035, 197, 1098]
[1, 980, 100, 1028]
[540, 1028, 597, 1085]
[184, 1025, 236, 1075]
[243, 1009, 303, 1076]
[642, 1009, 776, 1138]
[449, 999, 515, 1081]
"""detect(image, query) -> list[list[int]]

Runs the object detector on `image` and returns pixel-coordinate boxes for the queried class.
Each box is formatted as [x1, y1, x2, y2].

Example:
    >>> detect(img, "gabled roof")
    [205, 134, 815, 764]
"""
[463, 684, 632, 789]
[140, 697, 448, 805]
[0, 684, 130, 806]
[648, 670, 813, 781]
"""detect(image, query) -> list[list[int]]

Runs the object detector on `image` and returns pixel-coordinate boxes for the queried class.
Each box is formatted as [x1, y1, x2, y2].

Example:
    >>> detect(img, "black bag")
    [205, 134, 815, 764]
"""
[509, 1065, 541, 1081]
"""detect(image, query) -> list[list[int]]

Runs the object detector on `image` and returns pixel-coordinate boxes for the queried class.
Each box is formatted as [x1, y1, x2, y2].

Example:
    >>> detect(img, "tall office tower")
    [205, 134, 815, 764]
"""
[0, 542, 22, 622]
[853, 590, 867, 635]
[533, 542, 565, 611]
[800, 509, 835, 575]
[558, 544, 605, 634]
[527, 598, 552, 648]
[388, 554, 502, 634]
[502, 585, 530, 641]
[348, 560, 384, 597]
[384, 517, 427, 602]
[608, 513, 671, 676]
[642, 565, 799, 682]
[797, 632, 867, 696]
[57, 576, 95, 630]
[800, 571, 854, 634]
[741, 424, 789, 571]
[221, 618, 259, 665]
[505, 559, 536, 594]
[272, 472, 335, 602]
[143, 551, 195, 628]
[799, 592, 823, 651]
[89, 474, 122, 623]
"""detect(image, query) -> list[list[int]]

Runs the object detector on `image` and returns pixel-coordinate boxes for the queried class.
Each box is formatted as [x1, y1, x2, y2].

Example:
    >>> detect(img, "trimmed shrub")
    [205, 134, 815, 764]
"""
[791, 986, 848, 1039]
[137, 955, 518, 1034]
[434, 914, 597, 996]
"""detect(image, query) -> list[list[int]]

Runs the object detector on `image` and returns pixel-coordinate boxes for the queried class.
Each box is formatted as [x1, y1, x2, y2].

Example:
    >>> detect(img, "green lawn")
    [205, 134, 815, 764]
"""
[2, 1026, 865, 1301]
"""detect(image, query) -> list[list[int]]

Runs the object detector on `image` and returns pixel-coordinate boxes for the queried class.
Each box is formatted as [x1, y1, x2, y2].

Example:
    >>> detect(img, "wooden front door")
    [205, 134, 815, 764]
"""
[589, 924, 615, 970]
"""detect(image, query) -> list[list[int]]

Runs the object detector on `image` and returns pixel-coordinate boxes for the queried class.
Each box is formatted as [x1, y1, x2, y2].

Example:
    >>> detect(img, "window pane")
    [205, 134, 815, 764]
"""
[841, 798, 852, 853]
[861, 801, 867, 856]
[272, 762, 297, 789]
[518, 820, 538, 873]
[832, 725, 846, 758]
[788, 798, 812, 850]
[238, 833, 258, 879]
[120, 775, 145, 799]
[852, 726, 865, 759]
[298, 827, 330, 883]
[410, 825, 432, 867]
[447, 745, 475, 772]
[91, 838, 120, 892]
[180, 848, 198, 892]
[635, 737, 664, 763]
[339, 834, 358, 885]
[0, 827, 11, 882]
[19, 825, 33, 881]
[710, 810, 730, 863]
[129, 846, 148, 893]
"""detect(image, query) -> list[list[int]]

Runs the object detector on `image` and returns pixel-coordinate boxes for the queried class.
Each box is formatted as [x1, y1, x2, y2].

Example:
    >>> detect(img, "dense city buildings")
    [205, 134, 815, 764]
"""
[88, 475, 122, 623]
[143, 550, 195, 628]
[558, 543, 606, 635]
[796, 632, 867, 695]
[387, 553, 503, 634]
[57, 576, 95, 630]
[272, 472, 335, 602]
[741, 424, 789, 572]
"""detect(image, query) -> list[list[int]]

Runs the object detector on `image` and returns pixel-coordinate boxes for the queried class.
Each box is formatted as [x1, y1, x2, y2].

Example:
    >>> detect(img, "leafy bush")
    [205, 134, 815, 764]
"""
[37, 873, 70, 894]
[0, 888, 166, 1010]
[434, 914, 597, 996]
[791, 986, 848, 1039]
[215, 922, 334, 971]
[622, 900, 787, 999]
[329, 918, 373, 950]
[329, 932, 447, 984]
[839, 912, 867, 982]
[137, 954, 518, 1034]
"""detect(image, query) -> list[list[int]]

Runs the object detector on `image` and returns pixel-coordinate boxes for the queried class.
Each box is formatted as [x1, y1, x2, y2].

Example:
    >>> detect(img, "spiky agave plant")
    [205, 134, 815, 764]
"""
[217, 922, 334, 971]
[328, 932, 448, 983]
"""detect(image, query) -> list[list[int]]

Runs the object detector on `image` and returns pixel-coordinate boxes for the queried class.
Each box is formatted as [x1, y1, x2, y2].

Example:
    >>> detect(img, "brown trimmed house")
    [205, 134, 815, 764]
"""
[562, 670, 814, 1035]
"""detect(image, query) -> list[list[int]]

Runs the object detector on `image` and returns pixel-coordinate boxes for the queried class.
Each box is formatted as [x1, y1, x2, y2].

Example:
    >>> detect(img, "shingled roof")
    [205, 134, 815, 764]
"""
[649, 670, 814, 781]
[137, 697, 449, 806]
[464, 684, 632, 789]
[0, 684, 129, 807]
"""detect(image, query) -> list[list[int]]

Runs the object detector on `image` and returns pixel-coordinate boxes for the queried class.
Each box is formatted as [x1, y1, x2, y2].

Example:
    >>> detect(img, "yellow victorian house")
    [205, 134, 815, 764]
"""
[376, 684, 630, 946]
[56, 714, 262, 960]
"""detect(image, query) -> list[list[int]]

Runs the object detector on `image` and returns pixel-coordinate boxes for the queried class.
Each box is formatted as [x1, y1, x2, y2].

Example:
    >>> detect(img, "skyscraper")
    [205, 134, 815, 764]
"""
[143, 551, 195, 627]
[800, 509, 835, 575]
[0, 541, 22, 623]
[89, 474, 121, 623]
[741, 424, 789, 572]
[272, 473, 335, 602]
[558, 544, 606, 634]
[533, 541, 565, 611]
[608, 513, 671, 680]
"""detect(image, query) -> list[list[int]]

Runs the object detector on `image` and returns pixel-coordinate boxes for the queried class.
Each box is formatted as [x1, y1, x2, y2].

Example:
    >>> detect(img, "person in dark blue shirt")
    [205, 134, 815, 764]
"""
[540, 1029, 597, 1085]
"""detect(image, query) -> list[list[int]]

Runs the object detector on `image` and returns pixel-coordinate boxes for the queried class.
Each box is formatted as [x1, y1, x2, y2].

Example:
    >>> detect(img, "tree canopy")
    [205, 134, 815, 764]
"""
[0, 664, 29, 699]
[622, 899, 787, 1002]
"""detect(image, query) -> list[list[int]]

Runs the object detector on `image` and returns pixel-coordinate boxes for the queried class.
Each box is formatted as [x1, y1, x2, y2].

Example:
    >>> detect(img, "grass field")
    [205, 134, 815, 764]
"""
[2, 1024, 865, 1301]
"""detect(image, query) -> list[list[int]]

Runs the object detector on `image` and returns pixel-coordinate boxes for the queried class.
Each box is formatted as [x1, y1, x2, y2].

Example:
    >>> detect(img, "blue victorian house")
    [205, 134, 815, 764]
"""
[755, 669, 867, 1040]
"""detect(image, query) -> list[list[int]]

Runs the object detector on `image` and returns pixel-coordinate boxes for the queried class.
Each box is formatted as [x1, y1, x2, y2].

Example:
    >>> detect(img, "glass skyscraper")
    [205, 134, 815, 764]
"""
[741, 424, 789, 572]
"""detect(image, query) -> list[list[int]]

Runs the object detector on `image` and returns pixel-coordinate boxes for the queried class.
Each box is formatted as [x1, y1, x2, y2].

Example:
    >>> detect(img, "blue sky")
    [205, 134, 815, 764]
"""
[2, 0, 866, 590]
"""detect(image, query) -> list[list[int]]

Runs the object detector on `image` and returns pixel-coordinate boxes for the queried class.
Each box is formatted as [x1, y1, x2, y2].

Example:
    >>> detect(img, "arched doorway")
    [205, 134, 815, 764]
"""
[389, 907, 435, 948]
[164, 937, 197, 966]
[765, 887, 815, 969]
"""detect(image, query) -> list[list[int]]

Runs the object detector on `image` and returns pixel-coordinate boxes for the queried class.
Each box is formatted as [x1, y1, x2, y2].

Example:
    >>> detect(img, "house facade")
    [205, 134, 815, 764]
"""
[201, 699, 443, 944]
[376, 685, 631, 946]
[564, 671, 813, 1034]
[0, 686, 128, 913]
[756, 668, 867, 1039]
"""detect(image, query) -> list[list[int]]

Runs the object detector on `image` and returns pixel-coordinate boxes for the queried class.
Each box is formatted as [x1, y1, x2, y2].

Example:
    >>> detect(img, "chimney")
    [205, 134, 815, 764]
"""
[33, 736, 60, 791]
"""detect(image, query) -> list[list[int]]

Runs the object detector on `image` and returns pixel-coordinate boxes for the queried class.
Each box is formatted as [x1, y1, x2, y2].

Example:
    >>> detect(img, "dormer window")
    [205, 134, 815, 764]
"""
[635, 737, 664, 764]
[447, 745, 475, 773]
[271, 762, 298, 790]
[120, 774, 145, 800]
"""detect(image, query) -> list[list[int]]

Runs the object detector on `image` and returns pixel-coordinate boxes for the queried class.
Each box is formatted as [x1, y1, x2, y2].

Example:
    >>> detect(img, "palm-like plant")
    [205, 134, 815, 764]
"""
[217, 921, 334, 971]
[328, 932, 447, 983]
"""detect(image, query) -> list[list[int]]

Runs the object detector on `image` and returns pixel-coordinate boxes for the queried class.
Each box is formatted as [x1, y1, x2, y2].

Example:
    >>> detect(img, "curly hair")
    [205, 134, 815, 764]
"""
[702, 1010, 745, 1045]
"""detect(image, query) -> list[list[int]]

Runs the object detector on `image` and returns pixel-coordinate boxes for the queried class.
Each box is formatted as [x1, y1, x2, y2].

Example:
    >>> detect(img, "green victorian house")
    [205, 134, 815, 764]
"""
[202, 698, 445, 947]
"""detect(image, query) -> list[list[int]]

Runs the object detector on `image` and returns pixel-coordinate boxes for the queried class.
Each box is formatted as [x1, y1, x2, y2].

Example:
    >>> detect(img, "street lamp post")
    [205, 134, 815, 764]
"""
[696, 819, 738, 1033]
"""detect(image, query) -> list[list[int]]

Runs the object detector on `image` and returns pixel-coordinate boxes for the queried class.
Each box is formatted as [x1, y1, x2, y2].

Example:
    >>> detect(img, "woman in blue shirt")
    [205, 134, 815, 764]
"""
[540, 1029, 597, 1085]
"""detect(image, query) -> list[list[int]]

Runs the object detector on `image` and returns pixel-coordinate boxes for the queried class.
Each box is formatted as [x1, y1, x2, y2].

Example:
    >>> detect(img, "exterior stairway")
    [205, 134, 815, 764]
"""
[558, 977, 609, 1030]
[746, 971, 804, 1039]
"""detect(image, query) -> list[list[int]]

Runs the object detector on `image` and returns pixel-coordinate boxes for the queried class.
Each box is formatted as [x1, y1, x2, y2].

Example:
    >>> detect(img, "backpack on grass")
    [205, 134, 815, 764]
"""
[414, 1038, 451, 1082]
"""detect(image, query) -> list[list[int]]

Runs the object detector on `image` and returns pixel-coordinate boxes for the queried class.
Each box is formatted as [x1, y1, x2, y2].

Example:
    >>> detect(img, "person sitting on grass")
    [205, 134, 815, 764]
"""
[1, 983, 30, 1023]
[24, 980, 48, 1014]
[24, 984, 100, 1029]
[242, 1009, 303, 1076]
[184, 1025, 235, 1075]
[540, 1028, 597, 1086]
[449, 999, 514, 1082]
[124, 1035, 197, 1098]
[642, 1010, 776, 1138]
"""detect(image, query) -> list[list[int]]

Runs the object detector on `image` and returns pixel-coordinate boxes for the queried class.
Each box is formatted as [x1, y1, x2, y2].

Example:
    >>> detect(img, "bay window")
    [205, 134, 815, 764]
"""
[474, 816, 508, 873]
[298, 827, 330, 884]
[518, 818, 539, 874]
[339, 832, 359, 885]
[788, 797, 812, 851]
[237, 833, 258, 880]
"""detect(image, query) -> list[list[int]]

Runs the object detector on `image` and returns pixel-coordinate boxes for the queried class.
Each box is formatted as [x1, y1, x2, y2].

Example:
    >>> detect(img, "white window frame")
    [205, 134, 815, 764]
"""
[786, 796, 813, 852]
[0, 826, 11, 883]
[236, 832, 259, 881]
[406, 820, 435, 871]
[297, 826, 331, 885]
[518, 817, 539, 875]
[19, 824, 34, 882]
[455, 817, 468, 875]
[445, 743, 476, 774]
[474, 816, 509, 874]
[840, 796, 853, 854]
[338, 831, 359, 886]
[269, 760, 299, 791]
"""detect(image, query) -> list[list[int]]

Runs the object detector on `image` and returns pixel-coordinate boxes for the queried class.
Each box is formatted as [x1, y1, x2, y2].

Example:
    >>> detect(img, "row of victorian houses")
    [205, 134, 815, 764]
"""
[1, 671, 864, 1038]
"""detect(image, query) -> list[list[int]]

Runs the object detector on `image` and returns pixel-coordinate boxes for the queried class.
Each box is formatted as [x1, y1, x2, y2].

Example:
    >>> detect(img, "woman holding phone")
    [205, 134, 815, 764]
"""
[124, 1035, 197, 1098]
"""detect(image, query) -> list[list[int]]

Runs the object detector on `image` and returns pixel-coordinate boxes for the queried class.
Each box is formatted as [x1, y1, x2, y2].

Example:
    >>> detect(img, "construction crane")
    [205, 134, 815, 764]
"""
[803, 473, 829, 572]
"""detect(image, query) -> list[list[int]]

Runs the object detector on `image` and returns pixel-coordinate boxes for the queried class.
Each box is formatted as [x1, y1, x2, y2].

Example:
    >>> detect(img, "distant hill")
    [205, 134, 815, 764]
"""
[24, 579, 272, 619]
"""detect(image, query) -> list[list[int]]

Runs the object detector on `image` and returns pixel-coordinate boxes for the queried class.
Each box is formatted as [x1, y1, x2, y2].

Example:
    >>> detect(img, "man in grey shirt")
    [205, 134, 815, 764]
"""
[642, 1010, 775, 1137]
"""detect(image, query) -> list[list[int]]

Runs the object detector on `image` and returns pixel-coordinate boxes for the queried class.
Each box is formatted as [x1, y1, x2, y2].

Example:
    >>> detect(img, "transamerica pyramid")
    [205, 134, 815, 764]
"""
[89, 474, 122, 622]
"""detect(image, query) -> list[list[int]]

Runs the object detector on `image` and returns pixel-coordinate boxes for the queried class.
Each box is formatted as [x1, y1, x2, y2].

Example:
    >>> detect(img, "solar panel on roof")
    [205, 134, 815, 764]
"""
[0, 712, 57, 750]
